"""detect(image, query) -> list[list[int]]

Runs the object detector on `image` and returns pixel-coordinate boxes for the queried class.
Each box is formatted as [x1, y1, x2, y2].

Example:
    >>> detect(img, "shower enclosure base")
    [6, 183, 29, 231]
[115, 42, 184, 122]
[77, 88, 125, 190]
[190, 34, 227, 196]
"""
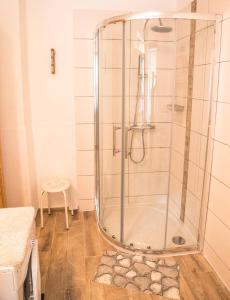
[99, 202, 198, 255]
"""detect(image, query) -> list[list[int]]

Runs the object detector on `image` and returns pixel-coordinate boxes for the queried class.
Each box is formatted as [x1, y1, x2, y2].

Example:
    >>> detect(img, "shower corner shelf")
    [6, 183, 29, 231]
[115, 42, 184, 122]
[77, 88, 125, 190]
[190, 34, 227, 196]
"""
[167, 104, 184, 112]
[129, 124, 155, 130]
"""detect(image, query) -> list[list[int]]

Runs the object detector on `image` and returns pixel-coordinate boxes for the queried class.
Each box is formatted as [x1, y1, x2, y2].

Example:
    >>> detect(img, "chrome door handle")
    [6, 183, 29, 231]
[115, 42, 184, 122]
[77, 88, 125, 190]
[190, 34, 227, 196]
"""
[113, 125, 121, 156]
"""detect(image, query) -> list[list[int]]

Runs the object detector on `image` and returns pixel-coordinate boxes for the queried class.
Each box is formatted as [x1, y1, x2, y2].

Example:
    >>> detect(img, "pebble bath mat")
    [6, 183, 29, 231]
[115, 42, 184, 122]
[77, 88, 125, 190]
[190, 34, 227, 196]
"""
[94, 250, 180, 299]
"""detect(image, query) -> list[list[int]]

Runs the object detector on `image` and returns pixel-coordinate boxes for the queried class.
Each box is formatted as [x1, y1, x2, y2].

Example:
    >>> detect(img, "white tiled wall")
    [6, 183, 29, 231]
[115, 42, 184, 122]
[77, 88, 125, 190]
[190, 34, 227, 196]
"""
[74, 10, 123, 210]
[124, 19, 175, 207]
[168, 17, 215, 239]
[74, 13, 176, 210]
[74, 11, 96, 210]
[196, 0, 230, 290]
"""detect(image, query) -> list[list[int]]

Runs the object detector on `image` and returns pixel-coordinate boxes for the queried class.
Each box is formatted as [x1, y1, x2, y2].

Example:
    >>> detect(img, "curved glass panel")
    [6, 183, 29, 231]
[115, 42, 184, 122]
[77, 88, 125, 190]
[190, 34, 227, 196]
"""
[96, 22, 124, 242]
[123, 18, 175, 250]
[95, 15, 216, 253]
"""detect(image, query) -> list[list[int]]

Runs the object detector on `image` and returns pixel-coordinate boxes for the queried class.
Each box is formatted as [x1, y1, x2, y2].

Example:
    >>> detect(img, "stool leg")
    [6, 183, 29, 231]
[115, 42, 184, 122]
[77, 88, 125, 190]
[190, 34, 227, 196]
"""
[47, 192, 51, 215]
[69, 190, 74, 216]
[40, 191, 44, 228]
[63, 190, 69, 230]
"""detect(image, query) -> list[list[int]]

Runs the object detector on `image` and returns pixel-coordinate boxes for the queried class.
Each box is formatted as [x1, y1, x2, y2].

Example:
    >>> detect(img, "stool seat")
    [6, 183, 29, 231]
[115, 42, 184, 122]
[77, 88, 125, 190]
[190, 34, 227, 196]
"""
[41, 178, 70, 193]
[40, 178, 73, 230]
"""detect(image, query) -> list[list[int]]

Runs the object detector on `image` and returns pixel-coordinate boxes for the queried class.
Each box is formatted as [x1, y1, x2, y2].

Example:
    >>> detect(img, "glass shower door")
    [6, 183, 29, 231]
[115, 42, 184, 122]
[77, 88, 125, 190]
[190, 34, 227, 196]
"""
[96, 23, 124, 242]
[123, 18, 175, 250]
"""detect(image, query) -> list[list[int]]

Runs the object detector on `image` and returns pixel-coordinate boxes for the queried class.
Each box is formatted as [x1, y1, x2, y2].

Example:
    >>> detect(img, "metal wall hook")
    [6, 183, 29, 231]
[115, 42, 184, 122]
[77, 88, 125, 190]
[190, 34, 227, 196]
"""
[51, 48, 56, 74]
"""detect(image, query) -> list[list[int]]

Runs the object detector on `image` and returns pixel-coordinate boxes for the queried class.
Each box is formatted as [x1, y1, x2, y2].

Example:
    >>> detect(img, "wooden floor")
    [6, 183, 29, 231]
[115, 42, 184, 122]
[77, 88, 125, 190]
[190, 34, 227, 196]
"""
[36, 210, 230, 300]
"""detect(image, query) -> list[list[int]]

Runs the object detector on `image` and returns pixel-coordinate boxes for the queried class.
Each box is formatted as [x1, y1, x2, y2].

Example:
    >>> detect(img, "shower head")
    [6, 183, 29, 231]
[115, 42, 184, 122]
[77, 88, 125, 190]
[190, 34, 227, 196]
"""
[151, 18, 172, 33]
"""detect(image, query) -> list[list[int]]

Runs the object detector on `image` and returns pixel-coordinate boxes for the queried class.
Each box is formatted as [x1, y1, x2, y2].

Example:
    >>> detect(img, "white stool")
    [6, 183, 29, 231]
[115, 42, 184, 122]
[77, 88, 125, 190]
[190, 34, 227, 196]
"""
[40, 178, 73, 230]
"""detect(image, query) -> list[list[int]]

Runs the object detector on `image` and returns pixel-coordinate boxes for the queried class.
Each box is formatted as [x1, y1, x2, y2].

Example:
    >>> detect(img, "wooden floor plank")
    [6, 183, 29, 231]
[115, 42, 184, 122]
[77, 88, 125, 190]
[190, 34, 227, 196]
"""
[64, 286, 86, 300]
[69, 210, 83, 227]
[178, 256, 210, 299]
[85, 256, 106, 300]
[87, 281, 106, 300]
[103, 284, 129, 300]
[85, 256, 101, 282]
[128, 289, 162, 300]
[45, 231, 68, 297]
[44, 289, 65, 300]
[37, 210, 230, 300]
[195, 271, 230, 300]
[83, 211, 102, 256]
[38, 213, 56, 252]
[177, 254, 212, 274]
[39, 250, 51, 294]
[179, 274, 197, 300]
[55, 211, 69, 232]
[99, 233, 116, 252]
[65, 230, 86, 288]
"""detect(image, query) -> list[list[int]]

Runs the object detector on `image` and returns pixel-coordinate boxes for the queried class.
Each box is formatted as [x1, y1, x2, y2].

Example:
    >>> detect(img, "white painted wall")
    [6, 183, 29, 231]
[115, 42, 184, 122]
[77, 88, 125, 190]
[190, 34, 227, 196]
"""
[24, 0, 77, 208]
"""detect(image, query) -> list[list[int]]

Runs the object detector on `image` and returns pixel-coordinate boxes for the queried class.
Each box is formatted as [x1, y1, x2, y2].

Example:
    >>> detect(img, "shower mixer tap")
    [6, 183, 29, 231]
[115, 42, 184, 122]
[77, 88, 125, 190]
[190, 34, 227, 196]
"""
[126, 124, 155, 161]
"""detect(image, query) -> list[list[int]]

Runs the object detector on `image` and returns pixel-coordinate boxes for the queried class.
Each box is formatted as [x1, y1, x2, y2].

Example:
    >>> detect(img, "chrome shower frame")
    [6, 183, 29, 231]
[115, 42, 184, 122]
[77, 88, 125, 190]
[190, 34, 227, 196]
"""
[94, 11, 221, 255]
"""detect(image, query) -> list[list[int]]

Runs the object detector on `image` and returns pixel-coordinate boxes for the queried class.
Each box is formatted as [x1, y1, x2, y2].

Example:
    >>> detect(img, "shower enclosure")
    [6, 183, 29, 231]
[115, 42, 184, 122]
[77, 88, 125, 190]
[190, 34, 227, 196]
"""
[95, 12, 217, 254]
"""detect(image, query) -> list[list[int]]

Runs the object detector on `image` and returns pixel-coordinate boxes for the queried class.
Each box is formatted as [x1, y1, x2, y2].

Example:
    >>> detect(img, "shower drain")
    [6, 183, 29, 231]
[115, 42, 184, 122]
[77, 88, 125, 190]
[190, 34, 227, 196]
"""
[172, 236, 186, 245]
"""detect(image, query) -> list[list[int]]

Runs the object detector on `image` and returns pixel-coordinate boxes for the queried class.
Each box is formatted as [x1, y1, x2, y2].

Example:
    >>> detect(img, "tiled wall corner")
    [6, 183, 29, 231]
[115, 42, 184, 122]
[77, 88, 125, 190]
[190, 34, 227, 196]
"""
[196, 0, 230, 291]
